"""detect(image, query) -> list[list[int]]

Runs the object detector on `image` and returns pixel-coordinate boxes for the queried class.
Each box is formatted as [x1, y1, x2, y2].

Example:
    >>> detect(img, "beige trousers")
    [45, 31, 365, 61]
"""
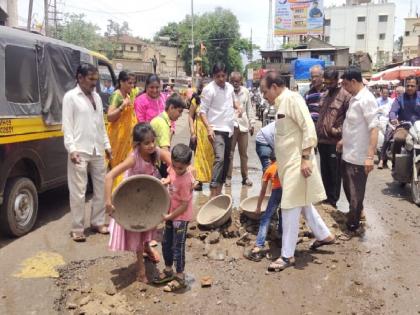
[227, 127, 249, 180]
[68, 151, 106, 232]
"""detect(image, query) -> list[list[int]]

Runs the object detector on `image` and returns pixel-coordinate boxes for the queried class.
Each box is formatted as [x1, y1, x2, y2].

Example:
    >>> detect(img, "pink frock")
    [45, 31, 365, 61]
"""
[108, 149, 161, 252]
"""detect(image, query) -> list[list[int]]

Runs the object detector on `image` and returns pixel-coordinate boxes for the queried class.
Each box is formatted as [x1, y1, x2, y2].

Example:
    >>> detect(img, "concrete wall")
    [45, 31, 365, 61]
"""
[324, 2, 395, 66]
[403, 18, 420, 60]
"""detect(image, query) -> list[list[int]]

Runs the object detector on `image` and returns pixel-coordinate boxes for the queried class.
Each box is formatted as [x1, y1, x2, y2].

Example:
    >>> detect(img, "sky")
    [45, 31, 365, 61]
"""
[17, 0, 414, 54]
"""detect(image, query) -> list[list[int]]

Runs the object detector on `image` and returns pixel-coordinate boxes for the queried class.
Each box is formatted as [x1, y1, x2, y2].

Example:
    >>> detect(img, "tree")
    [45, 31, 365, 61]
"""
[105, 20, 131, 38]
[54, 14, 116, 59]
[156, 7, 251, 76]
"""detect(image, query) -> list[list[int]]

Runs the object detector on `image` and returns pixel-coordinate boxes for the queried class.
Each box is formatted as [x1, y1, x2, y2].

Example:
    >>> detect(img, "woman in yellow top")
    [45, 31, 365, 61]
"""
[107, 71, 138, 189]
[189, 82, 214, 191]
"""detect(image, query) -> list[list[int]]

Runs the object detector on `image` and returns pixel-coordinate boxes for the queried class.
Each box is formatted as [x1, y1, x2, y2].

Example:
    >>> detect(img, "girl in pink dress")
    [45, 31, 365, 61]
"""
[105, 123, 171, 283]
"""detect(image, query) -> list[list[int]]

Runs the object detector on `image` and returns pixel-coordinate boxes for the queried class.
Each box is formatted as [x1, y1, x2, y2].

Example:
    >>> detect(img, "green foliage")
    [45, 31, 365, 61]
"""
[156, 7, 251, 76]
[55, 13, 116, 59]
[105, 20, 131, 38]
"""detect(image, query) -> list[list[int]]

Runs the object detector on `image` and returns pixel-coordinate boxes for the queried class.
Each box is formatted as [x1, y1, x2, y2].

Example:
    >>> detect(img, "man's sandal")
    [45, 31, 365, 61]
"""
[309, 237, 336, 250]
[267, 257, 295, 272]
[70, 231, 86, 242]
[163, 277, 187, 292]
[153, 269, 175, 285]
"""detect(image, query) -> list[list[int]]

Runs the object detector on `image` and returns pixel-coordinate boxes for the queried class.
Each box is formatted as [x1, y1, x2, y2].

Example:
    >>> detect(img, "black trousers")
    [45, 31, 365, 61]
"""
[342, 160, 368, 231]
[318, 143, 342, 206]
[210, 131, 232, 188]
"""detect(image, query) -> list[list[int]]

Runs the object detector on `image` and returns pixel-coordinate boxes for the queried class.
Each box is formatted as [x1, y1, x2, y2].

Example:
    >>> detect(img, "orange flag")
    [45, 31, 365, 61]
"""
[200, 42, 207, 56]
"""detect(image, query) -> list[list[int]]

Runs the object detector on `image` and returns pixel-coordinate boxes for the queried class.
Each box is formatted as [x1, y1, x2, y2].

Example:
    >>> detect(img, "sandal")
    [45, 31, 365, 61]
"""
[153, 269, 175, 285]
[267, 257, 294, 272]
[310, 237, 336, 250]
[163, 277, 187, 292]
[70, 231, 86, 242]
[245, 248, 264, 262]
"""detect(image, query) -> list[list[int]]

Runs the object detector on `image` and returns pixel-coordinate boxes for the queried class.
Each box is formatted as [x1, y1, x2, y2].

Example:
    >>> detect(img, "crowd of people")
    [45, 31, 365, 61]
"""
[61, 61, 419, 292]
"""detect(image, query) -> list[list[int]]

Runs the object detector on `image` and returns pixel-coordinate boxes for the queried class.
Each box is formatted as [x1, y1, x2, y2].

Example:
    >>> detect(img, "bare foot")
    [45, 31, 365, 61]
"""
[137, 273, 149, 283]
[144, 246, 160, 263]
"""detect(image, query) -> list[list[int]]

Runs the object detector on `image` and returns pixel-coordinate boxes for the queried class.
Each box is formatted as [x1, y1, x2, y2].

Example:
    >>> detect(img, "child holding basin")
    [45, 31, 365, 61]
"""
[105, 123, 171, 283]
[153, 143, 195, 292]
[246, 153, 282, 262]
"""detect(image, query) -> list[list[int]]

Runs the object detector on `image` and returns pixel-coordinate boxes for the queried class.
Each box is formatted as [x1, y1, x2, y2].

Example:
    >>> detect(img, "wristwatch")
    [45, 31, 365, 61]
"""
[302, 154, 311, 160]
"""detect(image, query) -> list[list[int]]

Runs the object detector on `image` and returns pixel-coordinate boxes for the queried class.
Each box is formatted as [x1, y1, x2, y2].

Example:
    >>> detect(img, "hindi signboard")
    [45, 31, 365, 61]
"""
[274, 0, 324, 36]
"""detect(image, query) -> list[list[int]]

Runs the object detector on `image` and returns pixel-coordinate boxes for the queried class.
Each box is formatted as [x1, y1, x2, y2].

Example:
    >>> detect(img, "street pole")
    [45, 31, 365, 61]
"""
[27, 0, 33, 31]
[44, 0, 49, 36]
[175, 38, 179, 79]
[191, 0, 194, 87]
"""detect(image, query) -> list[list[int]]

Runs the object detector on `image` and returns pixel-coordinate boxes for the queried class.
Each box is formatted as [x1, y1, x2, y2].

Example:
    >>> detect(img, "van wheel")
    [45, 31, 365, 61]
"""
[0, 177, 38, 237]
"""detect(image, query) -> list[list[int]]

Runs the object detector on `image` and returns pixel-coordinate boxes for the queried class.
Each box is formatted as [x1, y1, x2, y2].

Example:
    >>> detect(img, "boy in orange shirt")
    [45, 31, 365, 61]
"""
[247, 153, 282, 262]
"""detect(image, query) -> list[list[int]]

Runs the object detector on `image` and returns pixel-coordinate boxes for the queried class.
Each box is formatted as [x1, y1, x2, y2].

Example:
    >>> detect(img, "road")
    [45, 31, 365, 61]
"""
[1, 111, 420, 315]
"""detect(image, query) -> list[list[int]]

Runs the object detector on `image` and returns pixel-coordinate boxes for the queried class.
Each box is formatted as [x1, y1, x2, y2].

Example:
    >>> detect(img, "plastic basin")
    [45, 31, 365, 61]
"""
[197, 195, 232, 228]
[240, 195, 270, 220]
[112, 175, 170, 232]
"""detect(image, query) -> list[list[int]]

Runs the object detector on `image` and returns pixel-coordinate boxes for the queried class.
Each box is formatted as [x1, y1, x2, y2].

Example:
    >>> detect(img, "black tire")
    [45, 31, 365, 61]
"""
[411, 175, 420, 206]
[0, 177, 38, 237]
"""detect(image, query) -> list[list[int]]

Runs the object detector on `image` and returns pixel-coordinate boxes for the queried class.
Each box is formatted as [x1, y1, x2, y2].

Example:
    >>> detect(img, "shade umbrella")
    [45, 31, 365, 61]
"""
[367, 79, 400, 87]
[372, 66, 420, 81]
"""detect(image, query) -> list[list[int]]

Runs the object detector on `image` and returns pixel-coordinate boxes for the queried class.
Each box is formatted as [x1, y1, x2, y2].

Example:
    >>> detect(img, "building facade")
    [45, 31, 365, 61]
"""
[0, 0, 18, 27]
[103, 35, 186, 86]
[324, 1, 395, 67]
[403, 17, 420, 60]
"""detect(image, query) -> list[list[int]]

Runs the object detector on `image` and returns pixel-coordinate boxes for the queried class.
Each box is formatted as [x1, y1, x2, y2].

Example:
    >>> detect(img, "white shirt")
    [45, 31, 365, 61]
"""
[233, 86, 256, 132]
[200, 81, 235, 135]
[343, 87, 379, 166]
[62, 85, 111, 155]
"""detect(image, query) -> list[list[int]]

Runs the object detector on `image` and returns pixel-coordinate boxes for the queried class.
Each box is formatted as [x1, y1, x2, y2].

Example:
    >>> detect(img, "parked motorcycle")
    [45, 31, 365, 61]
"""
[391, 121, 420, 205]
[262, 104, 276, 126]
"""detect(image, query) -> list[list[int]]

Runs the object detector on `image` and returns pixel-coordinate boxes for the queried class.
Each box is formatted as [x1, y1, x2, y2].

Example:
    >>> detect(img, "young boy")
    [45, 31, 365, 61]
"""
[246, 153, 282, 262]
[151, 94, 185, 177]
[154, 143, 194, 292]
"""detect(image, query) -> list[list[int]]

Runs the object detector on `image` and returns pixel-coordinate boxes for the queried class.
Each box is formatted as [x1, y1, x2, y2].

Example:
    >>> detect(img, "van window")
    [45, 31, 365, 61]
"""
[98, 61, 116, 113]
[5, 45, 39, 103]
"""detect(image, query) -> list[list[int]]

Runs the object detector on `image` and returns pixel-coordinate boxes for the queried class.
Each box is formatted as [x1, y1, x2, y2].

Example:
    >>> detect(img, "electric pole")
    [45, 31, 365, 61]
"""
[191, 0, 194, 87]
[267, 0, 274, 50]
[44, 0, 49, 36]
[27, 0, 33, 31]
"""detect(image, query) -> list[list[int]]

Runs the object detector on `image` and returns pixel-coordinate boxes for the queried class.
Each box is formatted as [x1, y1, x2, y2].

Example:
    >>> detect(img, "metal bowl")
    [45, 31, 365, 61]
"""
[240, 195, 270, 220]
[197, 195, 232, 228]
[112, 175, 170, 232]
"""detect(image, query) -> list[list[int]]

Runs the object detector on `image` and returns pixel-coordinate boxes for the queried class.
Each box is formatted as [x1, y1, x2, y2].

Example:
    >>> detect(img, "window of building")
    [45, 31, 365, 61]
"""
[379, 33, 386, 40]
[324, 19, 331, 26]
[379, 15, 388, 22]
[130, 46, 134, 51]
[5, 45, 39, 103]
[325, 36, 330, 43]
[405, 31, 410, 36]
[357, 16, 366, 22]
[357, 34, 365, 40]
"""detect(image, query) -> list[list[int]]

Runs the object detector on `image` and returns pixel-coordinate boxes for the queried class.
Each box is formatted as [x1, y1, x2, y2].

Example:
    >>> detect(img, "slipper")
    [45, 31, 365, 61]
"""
[310, 237, 335, 250]
[267, 257, 294, 272]
[70, 231, 86, 242]
[153, 269, 175, 285]
[163, 277, 186, 292]
[245, 248, 264, 262]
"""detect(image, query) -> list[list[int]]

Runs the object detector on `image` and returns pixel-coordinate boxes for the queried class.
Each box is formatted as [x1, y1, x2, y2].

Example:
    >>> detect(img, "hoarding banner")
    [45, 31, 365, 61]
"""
[274, 0, 324, 36]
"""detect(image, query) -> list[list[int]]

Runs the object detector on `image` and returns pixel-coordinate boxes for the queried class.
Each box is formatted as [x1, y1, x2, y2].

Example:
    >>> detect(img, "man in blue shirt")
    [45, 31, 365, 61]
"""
[309, 1, 323, 18]
[388, 76, 420, 163]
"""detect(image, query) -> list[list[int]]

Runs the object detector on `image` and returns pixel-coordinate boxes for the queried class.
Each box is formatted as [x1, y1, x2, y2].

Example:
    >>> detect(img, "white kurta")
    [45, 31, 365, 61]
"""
[274, 89, 326, 209]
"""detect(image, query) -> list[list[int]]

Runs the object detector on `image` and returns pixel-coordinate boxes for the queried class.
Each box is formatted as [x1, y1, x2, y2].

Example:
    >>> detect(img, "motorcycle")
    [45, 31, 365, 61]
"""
[391, 121, 420, 205]
[262, 103, 276, 126]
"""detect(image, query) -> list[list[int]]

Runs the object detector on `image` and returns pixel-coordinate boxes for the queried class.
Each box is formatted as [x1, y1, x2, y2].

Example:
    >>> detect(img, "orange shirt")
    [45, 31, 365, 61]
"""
[262, 162, 282, 189]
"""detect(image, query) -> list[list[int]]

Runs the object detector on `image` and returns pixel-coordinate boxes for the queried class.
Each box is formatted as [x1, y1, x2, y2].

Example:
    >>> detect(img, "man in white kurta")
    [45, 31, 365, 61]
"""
[260, 72, 335, 271]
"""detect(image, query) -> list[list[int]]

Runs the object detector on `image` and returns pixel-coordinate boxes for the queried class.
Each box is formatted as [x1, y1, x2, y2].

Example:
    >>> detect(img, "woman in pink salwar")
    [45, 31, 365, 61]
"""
[134, 74, 167, 123]
[105, 123, 171, 283]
